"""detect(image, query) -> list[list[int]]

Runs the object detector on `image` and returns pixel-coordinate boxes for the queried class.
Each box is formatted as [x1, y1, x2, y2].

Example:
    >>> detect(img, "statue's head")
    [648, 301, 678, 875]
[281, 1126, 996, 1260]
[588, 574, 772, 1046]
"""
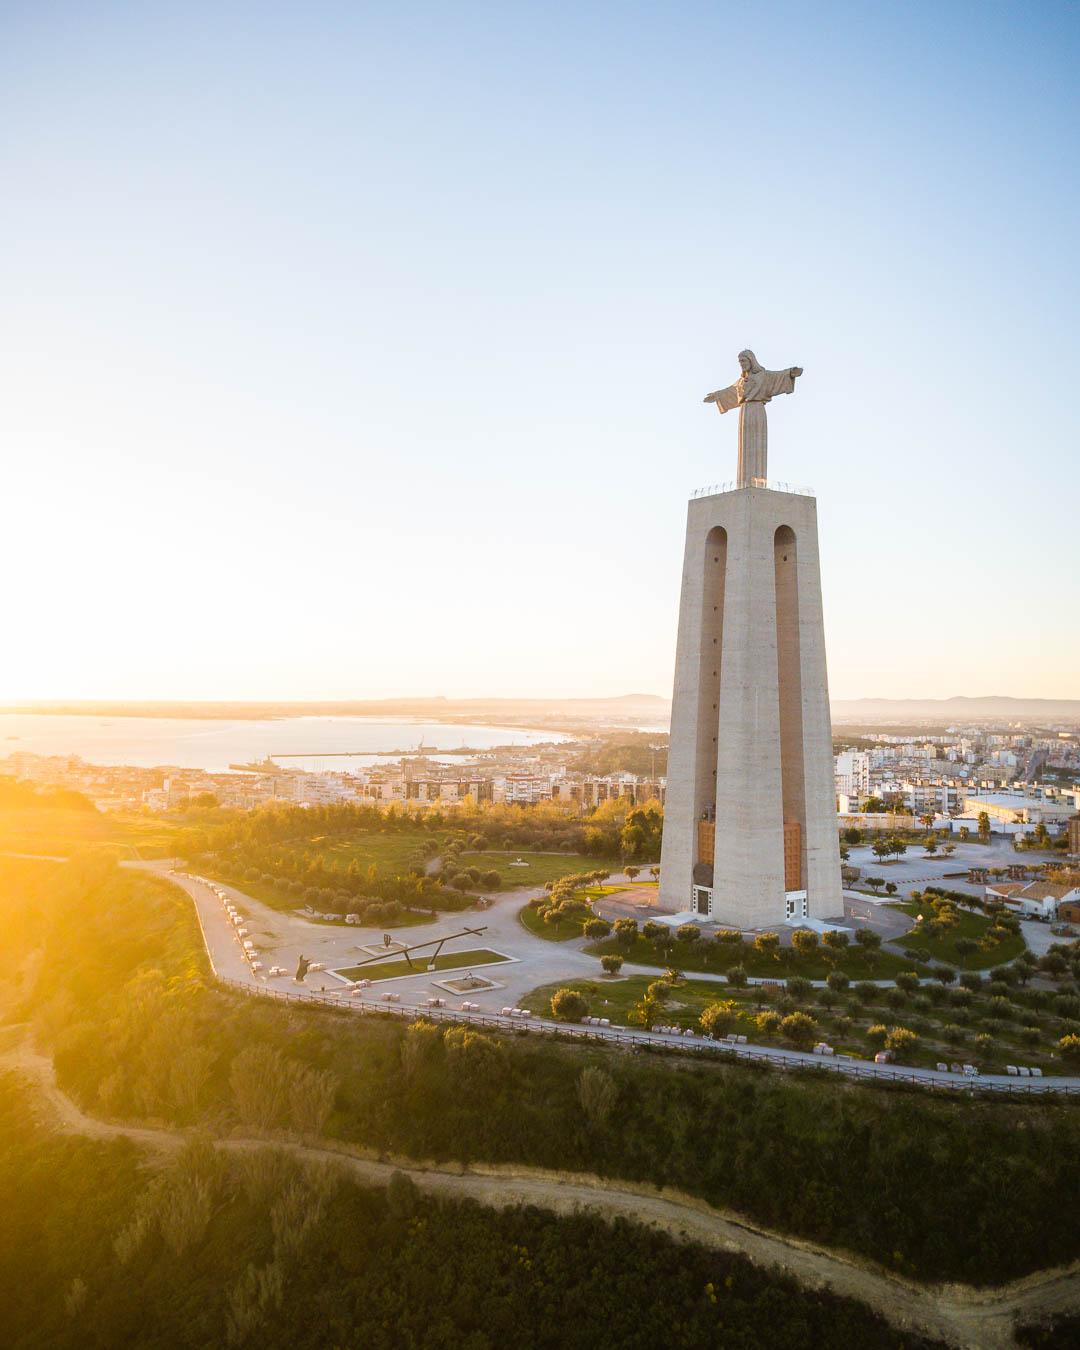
[738, 349, 762, 375]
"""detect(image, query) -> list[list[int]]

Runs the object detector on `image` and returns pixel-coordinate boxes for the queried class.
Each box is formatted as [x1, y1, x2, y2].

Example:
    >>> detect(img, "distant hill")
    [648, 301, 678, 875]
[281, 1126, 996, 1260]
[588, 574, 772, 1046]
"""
[13, 692, 1078, 729]
[831, 696, 1080, 724]
[2, 694, 672, 727]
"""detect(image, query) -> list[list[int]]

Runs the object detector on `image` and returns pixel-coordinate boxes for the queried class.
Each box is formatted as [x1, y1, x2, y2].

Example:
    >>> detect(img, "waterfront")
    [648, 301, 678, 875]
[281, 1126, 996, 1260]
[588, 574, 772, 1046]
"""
[0, 714, 567, 774]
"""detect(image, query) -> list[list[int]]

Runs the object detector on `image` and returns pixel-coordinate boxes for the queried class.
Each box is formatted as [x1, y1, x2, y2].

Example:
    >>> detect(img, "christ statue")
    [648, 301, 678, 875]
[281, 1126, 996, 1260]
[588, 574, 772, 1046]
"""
[704, 350, 803, 487]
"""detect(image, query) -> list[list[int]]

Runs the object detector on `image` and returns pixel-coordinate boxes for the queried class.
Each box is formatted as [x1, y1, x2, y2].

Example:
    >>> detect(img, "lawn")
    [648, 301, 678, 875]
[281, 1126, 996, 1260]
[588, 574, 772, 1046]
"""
[0, 806, 182, 859]
[335, 948, 509, 983]
[519, 974, 1075, 1075]
[519, 905, 583, 941]
[455, 851, 623, 889]
[585, 932, 912, 981]
[196, 864, 437, 923]
[521, 975, 749, 1028]
[517, 887, 623, 942]
[890, 901, 1026, 970]
[305, 831, 435, 878]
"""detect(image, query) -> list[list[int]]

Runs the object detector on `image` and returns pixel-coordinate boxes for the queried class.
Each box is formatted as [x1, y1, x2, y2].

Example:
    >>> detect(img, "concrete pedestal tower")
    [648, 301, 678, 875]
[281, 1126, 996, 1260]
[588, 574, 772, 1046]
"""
[658, 351, 842, 928]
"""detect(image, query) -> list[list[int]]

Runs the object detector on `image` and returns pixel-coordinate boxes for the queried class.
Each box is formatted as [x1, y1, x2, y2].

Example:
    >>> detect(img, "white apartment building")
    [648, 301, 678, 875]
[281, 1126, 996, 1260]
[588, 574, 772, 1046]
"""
[901, 781, 962, 816]
[834, 751, 871, 802]
[295, 774, 361, 806]
[499, 774, 554, 805]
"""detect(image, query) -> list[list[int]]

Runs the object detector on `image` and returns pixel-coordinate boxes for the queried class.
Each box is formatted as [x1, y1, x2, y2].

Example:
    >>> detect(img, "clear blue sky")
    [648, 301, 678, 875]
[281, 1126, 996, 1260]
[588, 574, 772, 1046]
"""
[3, 1, 1078, 702]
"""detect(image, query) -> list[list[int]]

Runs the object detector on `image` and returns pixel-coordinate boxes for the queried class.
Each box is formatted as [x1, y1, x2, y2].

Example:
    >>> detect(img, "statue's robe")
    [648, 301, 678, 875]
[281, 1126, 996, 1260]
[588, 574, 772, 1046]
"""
[708, 367, 798, 486]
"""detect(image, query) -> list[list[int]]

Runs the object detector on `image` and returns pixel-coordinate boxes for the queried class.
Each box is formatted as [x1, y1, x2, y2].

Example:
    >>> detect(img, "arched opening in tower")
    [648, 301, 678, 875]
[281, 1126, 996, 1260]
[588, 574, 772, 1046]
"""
[774, 525, 806, 892]
[693, 526, 726, 888]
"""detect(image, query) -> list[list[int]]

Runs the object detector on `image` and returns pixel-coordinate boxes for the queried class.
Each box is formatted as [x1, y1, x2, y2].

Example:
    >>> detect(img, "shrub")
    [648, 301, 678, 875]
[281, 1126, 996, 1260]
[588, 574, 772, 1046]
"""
[642, 921, 666, 941]
[826, 971, 850, 994]
[584, 918, 612, 940]
[600, 955, 623, 976]
[612, 918, 638, 947]
[675, 924, 702, 943]
[853, 982, 877, 1004]
[791, 929, 819, 958]
[1059, 1034, 1080, 1064]
[715, 929, 743, 945]
[779, 1011, 816, 1049]
[1031, 955, 1069, 977]
[786, 976, 813, 1001]
[725, 965, 749, 989]
[755, 1010, 782, 1037]
[753, 932, 780, 959]
[577, 1067, 618, 1128]
[700, 1000, 740, 1039]
[550, 989, 589, 1022]
[884, 1027, 919, 1059]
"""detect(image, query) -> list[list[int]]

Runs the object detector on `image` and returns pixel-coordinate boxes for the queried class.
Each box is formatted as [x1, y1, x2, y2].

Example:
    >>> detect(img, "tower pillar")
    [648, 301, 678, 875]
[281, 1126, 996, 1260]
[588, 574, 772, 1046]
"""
[658, 484, 842, 927]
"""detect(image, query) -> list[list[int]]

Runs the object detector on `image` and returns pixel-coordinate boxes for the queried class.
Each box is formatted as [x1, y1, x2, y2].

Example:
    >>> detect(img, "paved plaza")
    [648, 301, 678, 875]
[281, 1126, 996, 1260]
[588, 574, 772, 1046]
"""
[149, 832, 1066, 1012]
[844, 837, 1059, 899]
[135, 861, 1080, 1097]
[151, 862, 701, 1010]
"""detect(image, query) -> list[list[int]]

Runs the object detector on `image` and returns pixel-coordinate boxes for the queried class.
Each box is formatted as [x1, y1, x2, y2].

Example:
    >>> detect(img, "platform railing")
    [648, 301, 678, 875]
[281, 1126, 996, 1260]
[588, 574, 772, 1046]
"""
[691, 480, 814, 499]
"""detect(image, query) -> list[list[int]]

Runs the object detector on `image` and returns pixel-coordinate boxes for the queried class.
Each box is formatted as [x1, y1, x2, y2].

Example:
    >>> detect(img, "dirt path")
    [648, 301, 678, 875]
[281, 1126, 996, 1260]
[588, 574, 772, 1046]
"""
[3, 1038, 1077, 1348]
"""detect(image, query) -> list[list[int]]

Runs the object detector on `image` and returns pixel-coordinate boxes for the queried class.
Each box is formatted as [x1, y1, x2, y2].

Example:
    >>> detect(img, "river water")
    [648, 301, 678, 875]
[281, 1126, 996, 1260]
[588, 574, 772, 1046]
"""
[0, 714, 567, 774]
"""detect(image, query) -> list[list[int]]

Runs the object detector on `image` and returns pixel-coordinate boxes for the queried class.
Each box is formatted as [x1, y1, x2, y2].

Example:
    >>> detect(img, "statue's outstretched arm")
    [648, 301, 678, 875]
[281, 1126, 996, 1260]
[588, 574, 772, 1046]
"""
[704, 383, 739, 412]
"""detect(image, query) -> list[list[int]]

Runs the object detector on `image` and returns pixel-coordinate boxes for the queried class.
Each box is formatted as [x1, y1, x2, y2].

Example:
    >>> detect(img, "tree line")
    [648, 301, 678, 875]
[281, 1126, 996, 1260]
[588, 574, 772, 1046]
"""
[0, 1070, 929, 1350]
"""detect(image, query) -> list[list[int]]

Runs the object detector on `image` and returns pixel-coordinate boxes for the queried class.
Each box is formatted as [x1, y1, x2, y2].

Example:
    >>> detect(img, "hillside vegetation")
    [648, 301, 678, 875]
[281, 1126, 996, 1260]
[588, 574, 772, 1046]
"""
[4, 853, 1080, 1286]
[0, 1072, 936, 1350]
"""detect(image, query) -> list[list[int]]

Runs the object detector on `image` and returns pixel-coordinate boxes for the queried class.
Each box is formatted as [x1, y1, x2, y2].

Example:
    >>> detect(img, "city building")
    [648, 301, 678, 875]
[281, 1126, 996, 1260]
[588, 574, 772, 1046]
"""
[985, 879, 1080, 920]
[834, 751, 870, 803]
[961, 792, 1074, 828]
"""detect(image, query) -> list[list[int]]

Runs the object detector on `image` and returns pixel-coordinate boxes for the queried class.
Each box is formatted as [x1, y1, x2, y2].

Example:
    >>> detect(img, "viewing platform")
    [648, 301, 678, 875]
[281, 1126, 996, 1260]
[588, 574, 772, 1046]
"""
[691, 479, 814, 500]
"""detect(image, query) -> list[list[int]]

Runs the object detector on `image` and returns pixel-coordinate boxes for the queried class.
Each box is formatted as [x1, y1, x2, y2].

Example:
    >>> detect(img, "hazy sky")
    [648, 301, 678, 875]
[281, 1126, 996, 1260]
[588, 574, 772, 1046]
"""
[3, 1, 1078, 703]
